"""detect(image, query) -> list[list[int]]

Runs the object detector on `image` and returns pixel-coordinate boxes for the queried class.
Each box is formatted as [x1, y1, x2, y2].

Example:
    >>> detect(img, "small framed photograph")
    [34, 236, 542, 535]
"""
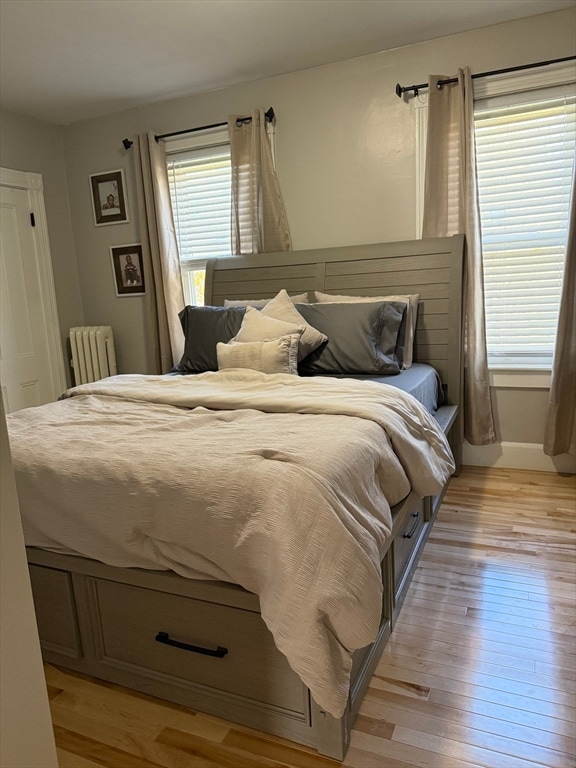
[110, 244, 145, 296]
[90, 169, 129, 226]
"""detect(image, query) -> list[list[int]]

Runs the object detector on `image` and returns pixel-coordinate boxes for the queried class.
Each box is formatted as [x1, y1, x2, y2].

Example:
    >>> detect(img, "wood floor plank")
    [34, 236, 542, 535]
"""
[378, 648, 573, 693]
[50, 699, 139, 752]
[358, 698, 576, 766]
[46, 683, 63, 701]
[42, 466, 576, 768]
[383, 637, 538, 673]
[391, 724, 563, 768]
[369, 669, 576, 718]
[413, 586, 572, 619]
[342, 746, 418, 768]
[53, 725, 166, 768]
[51, 690, 165, 740]
[56, 747, 106, 768]
[45, 664, 211, 737]
[349, 730, 485, 768]
[400, 600, 576, 638]
[51, 705, 229, 768]
[390, 619, 576, 667]
[223, 729, 341, 767]
[157, 726, 296, 767]
[411, 567, 576, 601]
[416, 558, 576, 590]
[364, 687, 576, 740]
[419, 551, 576, 582]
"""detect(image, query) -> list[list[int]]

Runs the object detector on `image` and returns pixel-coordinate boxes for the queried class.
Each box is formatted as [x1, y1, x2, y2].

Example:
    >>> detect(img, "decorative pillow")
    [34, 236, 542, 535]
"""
[233, 306, 306, 351]
[217, 335, 300, 375]
[260, 290, 328, 361]
[296, 301, 406, 375]
[224, 292, 309, 308]
[174, 305, 245, 373]
[314, 290, 420, 369]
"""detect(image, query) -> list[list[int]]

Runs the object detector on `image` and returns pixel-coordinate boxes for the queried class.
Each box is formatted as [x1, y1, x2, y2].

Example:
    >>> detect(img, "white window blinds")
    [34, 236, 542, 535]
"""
[166, 142, 232, 304]
[474, 88, 576, 367]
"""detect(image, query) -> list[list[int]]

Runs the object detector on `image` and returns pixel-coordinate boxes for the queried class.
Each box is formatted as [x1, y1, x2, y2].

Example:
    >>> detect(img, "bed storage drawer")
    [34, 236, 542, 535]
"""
[29, 564, 82, 659]
[91, 579, 308, 717]
[393, 498, 428, 615]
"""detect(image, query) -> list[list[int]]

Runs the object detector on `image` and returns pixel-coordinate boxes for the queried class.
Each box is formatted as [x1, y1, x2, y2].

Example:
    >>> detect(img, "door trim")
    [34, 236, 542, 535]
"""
[0, 167, 67, 398]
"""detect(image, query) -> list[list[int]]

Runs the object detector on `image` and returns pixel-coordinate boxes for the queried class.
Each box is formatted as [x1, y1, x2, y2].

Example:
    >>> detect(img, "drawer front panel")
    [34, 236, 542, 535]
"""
[94, 579, 306, 715]
[29, 564, 82, 658]
[394, 502, 427, 586]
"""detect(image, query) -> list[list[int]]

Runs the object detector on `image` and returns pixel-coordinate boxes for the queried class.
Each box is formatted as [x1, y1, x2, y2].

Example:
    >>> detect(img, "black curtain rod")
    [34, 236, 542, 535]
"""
[395, 55, 576, 98]
[122, 107, 275, 150]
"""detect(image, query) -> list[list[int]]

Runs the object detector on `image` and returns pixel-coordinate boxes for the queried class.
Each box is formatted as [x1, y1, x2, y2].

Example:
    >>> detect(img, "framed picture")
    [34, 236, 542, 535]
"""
[90, 169, 129, 226]
[110, 244, 145, 296]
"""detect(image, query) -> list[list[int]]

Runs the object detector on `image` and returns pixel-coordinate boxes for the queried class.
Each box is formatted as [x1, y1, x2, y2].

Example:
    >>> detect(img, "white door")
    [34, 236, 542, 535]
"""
[0, 180, 65, 412]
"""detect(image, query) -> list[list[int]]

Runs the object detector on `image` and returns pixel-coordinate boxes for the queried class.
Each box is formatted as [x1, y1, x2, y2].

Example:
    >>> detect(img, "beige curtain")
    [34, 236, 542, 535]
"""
[423, 68, 496, 446]
[544, 173, 576, 456]
[133, 132, 185, 373]
[228, 108, 292, 254]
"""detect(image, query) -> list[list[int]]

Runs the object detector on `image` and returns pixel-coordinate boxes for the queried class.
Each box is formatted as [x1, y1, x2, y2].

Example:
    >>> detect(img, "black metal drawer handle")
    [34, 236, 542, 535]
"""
[155, 631, 228, 658]
[403, 511, 420, 539]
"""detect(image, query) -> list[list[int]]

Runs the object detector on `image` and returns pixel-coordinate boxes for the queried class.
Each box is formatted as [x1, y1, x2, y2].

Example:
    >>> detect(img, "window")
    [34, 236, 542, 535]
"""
[414, 65, 576, 372]
[474, 87, 575, 368]
[166, 133, 231, 305]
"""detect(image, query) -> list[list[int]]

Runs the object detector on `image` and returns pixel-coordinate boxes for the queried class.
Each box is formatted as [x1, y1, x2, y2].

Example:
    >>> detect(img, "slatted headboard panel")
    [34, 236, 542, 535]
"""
[206, 235, 464, 409]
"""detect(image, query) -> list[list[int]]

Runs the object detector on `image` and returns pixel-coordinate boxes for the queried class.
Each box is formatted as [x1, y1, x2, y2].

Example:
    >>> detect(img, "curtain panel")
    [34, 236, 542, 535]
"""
[422, 68, 496, 446]
[544, 172, 576, 456]
[133, 132, 185, 373]
[228, 108, 292, 255]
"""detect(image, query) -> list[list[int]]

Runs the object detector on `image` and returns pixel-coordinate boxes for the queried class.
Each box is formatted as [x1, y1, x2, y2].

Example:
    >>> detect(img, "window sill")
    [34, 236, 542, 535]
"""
[489, 369, 551, 389]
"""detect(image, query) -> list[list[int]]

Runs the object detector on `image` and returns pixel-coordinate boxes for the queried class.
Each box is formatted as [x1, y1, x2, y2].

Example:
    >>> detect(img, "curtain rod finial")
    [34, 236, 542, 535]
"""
[395, 83, 403, 98]
[122, 138, 133, 150]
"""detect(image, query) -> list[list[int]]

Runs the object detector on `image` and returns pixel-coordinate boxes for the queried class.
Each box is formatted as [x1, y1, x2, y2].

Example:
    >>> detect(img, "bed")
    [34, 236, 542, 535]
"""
[13, 234, 464, 760]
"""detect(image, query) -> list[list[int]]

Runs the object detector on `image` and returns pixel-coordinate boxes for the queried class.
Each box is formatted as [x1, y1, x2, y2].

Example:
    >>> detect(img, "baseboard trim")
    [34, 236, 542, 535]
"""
[463, 441, 576, 474]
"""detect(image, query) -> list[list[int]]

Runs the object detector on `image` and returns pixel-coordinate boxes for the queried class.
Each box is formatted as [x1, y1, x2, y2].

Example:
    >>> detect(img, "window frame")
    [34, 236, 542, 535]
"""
[165, 118, 278, 305]
[413, 61, 576, 374]
[166, 127, 231, 305]
[474, 86, 575, 370]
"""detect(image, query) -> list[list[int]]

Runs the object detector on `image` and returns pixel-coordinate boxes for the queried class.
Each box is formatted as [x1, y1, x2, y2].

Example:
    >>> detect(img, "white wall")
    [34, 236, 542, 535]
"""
[0, 402, 58, 768]
[0, 109, 84, 386]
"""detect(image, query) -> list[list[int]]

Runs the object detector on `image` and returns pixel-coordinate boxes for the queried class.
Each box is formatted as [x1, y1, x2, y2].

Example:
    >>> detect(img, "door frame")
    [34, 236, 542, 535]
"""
[0, 167, 67, 399]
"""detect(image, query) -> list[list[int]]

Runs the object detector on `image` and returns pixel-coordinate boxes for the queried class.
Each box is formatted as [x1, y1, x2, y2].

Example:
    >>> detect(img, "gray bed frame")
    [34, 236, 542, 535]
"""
[27, 234, 464, 760]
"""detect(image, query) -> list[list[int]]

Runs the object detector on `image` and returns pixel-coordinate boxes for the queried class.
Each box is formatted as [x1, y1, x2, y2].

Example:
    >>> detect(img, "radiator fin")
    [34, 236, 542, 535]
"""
[69, 326, 117, 385]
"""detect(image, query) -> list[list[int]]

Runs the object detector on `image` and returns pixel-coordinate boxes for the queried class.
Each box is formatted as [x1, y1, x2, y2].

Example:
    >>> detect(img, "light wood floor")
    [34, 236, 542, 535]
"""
[46, 466, 576, 768]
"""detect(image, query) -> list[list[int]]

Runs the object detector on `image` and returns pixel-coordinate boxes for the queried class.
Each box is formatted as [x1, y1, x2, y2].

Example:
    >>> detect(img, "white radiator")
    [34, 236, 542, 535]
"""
[69, 326, 117, 385]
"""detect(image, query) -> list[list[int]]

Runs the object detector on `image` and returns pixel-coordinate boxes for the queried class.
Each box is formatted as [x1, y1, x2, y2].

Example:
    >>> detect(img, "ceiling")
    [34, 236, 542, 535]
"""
[1, 0, 574, 126]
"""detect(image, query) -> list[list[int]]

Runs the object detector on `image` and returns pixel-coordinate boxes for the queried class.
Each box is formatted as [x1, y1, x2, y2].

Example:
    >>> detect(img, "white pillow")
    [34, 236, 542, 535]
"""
[233, 306, 306, 349]
[314, 290, 419, 369]
[224, 292, 309, 308]
[261, 290, 327, 361]
[217, 335, 300, 375]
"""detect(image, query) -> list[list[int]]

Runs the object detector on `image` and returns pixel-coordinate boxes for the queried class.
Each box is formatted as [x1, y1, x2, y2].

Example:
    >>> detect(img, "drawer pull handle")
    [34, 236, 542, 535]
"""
[155, 631, 228, 658]
[403, 512, 420, 539]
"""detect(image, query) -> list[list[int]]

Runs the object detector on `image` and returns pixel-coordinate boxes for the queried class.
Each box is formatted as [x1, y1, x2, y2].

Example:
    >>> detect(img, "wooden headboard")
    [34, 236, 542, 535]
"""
[206, 234, 465, 410]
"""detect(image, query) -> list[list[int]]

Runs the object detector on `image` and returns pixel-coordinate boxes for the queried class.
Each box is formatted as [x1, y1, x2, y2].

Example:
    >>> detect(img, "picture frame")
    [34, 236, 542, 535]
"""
[110, 244, 145, 297]
[90, 169, 129, 226]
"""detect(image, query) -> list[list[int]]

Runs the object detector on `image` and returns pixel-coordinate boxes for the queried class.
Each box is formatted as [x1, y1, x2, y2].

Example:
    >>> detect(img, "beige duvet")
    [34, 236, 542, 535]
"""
[8, 369, 454, 717]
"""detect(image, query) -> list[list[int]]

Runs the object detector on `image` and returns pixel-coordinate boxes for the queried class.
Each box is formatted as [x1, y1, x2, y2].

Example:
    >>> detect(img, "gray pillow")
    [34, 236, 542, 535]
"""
[314, 291, 417, 369]
[174, 305, 246, 373]
[296, 301, 406, 375]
